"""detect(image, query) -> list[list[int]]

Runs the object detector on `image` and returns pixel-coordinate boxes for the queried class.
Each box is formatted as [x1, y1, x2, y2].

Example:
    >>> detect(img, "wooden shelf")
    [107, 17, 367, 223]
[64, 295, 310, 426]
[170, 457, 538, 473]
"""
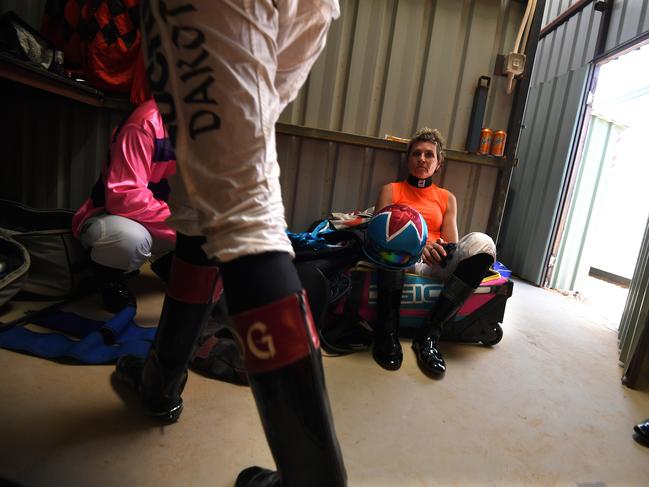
[0, 52, 132, 111]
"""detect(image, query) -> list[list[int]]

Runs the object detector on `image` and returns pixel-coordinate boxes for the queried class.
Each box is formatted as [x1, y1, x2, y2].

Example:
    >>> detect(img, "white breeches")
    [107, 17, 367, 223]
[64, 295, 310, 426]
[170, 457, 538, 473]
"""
[142, 0, 340, 262]
[409, 232, 497, 281]
[79, 214, 174, 271]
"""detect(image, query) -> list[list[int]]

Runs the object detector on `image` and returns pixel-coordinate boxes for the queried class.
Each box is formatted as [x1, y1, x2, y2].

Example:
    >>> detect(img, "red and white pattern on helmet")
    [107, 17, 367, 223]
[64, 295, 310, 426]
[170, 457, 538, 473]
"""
[377, 204, 425, 243]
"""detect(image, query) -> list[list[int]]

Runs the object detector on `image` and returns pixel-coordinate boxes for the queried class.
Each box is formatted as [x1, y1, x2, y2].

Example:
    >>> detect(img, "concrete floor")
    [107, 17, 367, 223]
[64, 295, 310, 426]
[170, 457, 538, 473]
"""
[0, 273, 648, 487]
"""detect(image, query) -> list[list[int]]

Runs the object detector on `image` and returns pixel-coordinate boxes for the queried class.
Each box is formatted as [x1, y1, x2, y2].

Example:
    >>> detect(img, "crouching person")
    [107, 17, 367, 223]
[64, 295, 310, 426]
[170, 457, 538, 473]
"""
[72, 99, 176, 312]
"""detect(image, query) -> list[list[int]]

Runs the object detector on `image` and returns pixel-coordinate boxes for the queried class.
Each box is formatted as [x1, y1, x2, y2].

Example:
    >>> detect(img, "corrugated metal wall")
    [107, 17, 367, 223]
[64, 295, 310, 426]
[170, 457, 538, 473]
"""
[498, 65, 590, 283]
[604, 0, 649, 51]
[0, 0, 46, 28]
[541, 0, 649, 49]
[1, 0, 517, 236]
[277, 134, 499, 233]
[1, 79, 124, 209]
[499, 0, 649, 285]
[534, 3, 601, 86]
[498, 0, 649, 377]
[280, 0, 524, 149]
[0, 76, 499, 235]
[618, 216, 649, 382]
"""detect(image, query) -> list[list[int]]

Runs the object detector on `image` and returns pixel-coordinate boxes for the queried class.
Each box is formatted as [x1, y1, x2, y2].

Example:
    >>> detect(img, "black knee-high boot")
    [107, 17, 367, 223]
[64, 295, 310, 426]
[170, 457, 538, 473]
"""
[92, 262, 136, 313]
[412, 253, 494, 379]
[372, 268, 405, 371]
[232, 291, 347, 487]
[412, 274, 475, 379]
[115, 236, 220, 422]
[634, 419, 649, 447]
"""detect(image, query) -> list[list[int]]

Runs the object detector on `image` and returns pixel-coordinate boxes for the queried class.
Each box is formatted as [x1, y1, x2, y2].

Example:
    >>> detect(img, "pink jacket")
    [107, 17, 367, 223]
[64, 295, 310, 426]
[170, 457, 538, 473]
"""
[73, 100, 177, 243]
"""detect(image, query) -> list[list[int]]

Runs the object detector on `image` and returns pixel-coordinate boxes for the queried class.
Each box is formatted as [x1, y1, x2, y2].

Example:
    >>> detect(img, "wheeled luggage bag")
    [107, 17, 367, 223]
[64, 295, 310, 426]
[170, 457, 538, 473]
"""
[322, 264, 513, 353]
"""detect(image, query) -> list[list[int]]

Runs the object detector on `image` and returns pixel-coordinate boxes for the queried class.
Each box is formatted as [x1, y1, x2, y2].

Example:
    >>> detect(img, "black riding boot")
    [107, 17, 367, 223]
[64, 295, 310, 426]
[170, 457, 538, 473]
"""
[93, 262, 136, 313]
[150, 251, 174, 283]
[232, 291, 347, 487]
[412, 274, 475, 379]
[115, 244, 221, 422]
[372, 268, 404, 371]
[634, 419, 649, 447]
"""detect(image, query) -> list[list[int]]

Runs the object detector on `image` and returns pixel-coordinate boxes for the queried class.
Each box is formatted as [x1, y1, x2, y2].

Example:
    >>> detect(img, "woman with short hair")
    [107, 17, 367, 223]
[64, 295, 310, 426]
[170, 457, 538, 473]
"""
[372, 127, 497, 379]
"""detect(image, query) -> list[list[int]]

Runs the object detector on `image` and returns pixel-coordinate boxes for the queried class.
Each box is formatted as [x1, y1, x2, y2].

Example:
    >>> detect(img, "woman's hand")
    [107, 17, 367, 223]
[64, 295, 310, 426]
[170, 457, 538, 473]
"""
[422, 238, 447, 266]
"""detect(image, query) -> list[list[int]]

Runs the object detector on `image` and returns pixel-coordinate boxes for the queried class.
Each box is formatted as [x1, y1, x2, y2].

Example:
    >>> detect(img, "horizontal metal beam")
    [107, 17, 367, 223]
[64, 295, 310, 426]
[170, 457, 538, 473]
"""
[540, 0, 594, 39]
[593, 28, 649, 64]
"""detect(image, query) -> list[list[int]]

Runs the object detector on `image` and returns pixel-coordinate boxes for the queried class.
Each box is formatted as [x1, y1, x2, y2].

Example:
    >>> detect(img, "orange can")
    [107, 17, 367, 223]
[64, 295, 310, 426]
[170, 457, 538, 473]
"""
[491, 130, 507, 157]
[478, 128, 493, 155]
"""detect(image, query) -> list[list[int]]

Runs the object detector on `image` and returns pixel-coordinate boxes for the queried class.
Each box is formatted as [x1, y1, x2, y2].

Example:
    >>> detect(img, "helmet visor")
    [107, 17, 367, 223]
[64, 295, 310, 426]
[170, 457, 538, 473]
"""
[376, 249, 413, 266]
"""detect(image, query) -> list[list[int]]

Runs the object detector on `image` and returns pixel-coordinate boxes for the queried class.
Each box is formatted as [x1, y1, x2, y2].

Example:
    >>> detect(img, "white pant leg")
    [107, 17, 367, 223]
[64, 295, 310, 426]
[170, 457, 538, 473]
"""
[275, 0, 340, 112]
[150, 234, 176, 261]
[79, 214, 155, 271]
[411, 232, 496, 281]
[141, 0, 338, 263]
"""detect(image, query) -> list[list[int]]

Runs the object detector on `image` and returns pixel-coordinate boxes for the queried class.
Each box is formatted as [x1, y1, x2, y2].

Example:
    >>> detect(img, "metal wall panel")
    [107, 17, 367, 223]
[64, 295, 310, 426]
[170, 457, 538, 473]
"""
[501, 0, 649, 285]
[618, 216, 649, 379]
[570, 7, 598, 71]
[0, 77, 498, 236]
[540, 0, 649, 61]
[533, 3, 601, 85]
[277, 134, 498, 234]
[280, 0, 525, 150]
[1, 0, 514, 240]
[0, 0, 46, 28]
[502, 0, 649, 371]
[605, 0, 649, 50]
[1, 79, 124, 210]
[499, 66, 590, 284]
[614, 1, 645, 47]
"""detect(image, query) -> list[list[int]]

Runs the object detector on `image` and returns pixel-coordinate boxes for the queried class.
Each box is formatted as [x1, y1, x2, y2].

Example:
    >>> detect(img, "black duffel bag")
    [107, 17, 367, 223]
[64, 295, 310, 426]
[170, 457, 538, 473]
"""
[0, 199, 92, 298]
[0, 234, 30, 307]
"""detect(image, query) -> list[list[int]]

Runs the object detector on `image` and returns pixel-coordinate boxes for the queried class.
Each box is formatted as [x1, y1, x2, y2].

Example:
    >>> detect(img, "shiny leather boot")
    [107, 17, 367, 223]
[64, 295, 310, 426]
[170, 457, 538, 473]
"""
[634, 419, 649, 447]
[150, 251, 174, 283]
[115, 256, 221, 422]
[235, 467, 280, 487]
[232, 291, 347, 487]
[413, 274, 475, 379]
[372, 268, 404, 371]
[93, 262, 136, 313]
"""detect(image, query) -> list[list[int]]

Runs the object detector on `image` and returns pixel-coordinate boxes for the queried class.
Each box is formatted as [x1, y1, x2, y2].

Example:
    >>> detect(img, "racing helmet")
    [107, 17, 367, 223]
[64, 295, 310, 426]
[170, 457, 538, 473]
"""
[363, 204, 428, 269]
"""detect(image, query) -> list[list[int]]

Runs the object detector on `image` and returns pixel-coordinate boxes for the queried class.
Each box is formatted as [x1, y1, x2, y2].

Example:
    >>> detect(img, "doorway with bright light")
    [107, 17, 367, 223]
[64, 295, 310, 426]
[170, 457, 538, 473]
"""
[547, 41, 649, 332]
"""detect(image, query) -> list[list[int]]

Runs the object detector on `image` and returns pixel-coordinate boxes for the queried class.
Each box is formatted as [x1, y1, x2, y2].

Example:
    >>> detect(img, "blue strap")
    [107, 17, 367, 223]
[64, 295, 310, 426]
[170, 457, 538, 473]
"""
[26, 310, 105, 338]
[287, 220, 334, 251]
[0, 307, 155, 364]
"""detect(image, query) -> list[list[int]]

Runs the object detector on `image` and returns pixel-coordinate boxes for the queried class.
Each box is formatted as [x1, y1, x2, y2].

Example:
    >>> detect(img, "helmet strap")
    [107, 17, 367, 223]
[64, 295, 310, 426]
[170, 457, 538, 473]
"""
[407, 175, 433, 188]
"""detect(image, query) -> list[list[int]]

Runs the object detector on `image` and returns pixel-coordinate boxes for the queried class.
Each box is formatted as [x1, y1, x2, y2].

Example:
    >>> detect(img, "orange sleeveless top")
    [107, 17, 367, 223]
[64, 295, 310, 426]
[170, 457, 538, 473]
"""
[391, 181, 449, 243]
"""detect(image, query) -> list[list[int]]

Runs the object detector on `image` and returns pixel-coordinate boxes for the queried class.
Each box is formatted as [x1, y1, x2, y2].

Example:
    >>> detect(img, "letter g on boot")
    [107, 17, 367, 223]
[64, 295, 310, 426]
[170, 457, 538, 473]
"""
[247, 322, 276, 360]
[230, 292, 318, 374]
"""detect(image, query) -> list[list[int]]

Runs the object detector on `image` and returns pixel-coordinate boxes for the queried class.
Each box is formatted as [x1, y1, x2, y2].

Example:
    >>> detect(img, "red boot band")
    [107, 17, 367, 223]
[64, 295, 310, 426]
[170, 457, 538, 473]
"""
[230, 290, 320, 374]
[167, 256, 223, 304]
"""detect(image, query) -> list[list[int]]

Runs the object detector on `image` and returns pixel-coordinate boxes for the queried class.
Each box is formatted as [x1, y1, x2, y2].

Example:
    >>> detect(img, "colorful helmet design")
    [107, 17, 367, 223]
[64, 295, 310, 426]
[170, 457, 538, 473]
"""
[363, 204, 428, 269]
